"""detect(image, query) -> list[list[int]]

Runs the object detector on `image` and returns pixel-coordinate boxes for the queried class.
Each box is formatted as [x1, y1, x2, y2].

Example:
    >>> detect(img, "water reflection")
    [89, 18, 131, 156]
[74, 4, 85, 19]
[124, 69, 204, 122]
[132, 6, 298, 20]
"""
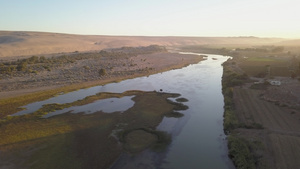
[43, 96, 135, 118]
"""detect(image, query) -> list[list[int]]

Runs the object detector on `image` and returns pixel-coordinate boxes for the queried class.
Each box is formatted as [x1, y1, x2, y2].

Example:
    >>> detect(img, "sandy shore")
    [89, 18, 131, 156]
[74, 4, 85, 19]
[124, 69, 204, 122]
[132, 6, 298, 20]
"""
[0, 52, 203, 99]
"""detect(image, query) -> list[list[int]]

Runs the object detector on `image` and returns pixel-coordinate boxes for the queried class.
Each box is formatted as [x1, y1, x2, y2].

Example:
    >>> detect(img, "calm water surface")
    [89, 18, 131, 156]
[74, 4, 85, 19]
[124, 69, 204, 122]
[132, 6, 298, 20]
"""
[13, 53, 235, 169]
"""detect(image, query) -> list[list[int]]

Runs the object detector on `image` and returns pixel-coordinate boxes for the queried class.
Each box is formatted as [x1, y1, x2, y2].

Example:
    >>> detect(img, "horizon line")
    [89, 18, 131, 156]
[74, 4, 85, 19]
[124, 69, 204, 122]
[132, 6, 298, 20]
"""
[0, 30, 294, 39]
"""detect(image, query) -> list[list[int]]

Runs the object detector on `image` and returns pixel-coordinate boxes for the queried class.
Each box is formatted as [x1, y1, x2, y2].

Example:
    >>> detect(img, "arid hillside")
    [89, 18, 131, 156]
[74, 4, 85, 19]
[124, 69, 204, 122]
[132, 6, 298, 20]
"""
[0, 31, 288, 58]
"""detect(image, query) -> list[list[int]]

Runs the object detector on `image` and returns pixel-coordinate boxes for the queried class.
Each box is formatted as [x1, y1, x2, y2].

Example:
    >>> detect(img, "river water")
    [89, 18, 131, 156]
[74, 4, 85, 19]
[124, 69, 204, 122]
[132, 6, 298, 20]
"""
[13, 53, 235, 169]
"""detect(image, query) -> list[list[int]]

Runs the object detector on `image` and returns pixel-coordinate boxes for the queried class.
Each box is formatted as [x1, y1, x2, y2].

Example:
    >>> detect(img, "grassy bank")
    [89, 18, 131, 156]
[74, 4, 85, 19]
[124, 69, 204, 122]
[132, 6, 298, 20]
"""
[227, 135, 265, 169]
[222, 59, 264, 169]
[0, 80, 113, 118]
[222, 60, 248, 133]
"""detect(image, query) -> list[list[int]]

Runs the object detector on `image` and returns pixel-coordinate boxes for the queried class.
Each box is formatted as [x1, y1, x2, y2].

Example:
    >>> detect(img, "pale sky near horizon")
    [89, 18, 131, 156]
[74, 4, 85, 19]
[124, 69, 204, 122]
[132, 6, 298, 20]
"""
[1, 0, 299, 38]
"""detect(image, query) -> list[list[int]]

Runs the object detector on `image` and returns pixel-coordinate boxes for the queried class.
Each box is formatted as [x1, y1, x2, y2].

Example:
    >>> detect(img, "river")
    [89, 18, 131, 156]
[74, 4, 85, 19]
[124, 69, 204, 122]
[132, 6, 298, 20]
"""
[13, 53, 235, 169]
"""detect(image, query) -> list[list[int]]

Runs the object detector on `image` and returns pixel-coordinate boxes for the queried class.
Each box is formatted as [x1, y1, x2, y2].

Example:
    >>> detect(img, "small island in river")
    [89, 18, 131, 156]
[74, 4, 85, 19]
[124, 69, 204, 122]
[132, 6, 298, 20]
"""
[0, 90, 189, 169]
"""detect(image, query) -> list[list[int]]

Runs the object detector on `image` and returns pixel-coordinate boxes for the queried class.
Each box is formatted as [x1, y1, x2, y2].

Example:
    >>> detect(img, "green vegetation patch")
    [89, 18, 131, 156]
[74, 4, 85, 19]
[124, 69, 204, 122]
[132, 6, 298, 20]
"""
[228, 135, 265, 169]
[175, 97, 189, 102]
[222, 63, 243, 133]
[223, 110, 239, 132]
[165, 111, 184, 118]
[246, 57, 280, 62]
[228, 135, 256, 169]
[241, 122, 264, 129]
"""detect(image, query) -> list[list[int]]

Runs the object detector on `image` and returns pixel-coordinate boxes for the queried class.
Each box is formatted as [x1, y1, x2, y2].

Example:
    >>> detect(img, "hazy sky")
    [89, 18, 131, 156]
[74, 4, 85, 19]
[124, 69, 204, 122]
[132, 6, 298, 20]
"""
[1, 0, 299, 38]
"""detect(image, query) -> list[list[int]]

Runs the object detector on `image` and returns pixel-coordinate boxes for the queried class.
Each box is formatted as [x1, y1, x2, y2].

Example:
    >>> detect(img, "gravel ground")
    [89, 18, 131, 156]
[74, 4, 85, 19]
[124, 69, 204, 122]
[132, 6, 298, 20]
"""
[0, 52, 203, 99]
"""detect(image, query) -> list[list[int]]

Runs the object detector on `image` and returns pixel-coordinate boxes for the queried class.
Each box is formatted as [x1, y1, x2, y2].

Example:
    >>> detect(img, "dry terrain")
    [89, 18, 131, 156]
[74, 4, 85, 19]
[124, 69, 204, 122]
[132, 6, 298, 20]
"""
[0, 48, 203, 99]
[0, 31, 288, 58]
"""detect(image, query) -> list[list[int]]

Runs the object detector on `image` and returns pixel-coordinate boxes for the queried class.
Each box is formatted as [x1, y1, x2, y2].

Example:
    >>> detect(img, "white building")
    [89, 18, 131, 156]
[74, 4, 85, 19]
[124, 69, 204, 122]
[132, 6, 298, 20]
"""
[268, 80, 281, 86]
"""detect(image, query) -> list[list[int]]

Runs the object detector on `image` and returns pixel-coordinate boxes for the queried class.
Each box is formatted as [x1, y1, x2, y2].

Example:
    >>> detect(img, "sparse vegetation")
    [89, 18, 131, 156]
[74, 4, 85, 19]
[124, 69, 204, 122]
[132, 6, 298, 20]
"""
[119, 127, 171, 153]
[1, 45, 194, 94]
[0, 45, 167, 77]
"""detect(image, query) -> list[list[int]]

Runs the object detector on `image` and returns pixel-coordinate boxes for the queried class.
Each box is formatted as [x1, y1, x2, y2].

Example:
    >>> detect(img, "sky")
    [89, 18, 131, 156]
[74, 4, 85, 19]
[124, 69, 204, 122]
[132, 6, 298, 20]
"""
[1, 0, 300, 38]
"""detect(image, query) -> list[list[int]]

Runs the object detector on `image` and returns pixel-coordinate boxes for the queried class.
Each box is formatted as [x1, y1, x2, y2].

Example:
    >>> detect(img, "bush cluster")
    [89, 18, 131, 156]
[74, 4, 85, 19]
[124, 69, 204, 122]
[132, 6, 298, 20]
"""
[228, 136, 256, 169]
[0, 45, 167, 76]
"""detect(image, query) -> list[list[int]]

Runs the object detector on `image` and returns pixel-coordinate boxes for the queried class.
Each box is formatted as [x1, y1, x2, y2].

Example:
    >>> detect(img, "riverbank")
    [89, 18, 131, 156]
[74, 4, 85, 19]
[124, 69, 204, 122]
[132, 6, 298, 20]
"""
[0, 49, 203, 118]
[222, 58, 300, 169]
[0, 47, 203, 100]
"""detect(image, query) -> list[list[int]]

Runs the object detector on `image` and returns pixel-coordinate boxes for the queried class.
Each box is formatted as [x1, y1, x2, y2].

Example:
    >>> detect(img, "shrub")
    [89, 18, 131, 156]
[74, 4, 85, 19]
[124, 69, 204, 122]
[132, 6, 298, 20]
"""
[0, 65, 16, 74]
[31, 70, 38, 74]
[17, 61, 27, 71]
[224, 110, 239, 132]
[83, 66, 90, 70]
[99, 68, 106, 76]
[228, 136, 256, 169]
[43, 65, 51, 71]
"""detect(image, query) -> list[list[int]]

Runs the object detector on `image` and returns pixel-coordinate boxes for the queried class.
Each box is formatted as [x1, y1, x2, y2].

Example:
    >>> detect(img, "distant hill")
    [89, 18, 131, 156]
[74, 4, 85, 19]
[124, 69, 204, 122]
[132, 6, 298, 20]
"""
[275, 39, 300, 46]
[0, 31, 292, 58]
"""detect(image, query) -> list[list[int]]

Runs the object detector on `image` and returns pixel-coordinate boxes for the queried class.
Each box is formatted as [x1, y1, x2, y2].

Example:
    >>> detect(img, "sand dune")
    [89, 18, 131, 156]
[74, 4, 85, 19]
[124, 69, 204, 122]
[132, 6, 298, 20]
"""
[0, 31, 288, 58]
